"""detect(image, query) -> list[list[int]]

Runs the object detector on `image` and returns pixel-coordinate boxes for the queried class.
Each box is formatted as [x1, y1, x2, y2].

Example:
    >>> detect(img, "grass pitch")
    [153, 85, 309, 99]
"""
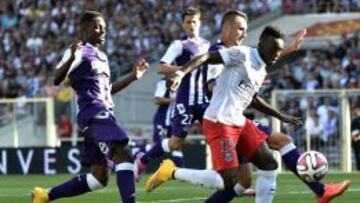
[0, 173, 359, 203]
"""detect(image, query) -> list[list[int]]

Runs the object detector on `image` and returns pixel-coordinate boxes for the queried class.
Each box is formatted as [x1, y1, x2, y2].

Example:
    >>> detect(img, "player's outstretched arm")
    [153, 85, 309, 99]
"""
[166, 52, 223, 91]
[111, 59, 149, 94]
[54, 40, 82, 85]
[154, 97, 174, 105]
[157, 63, 179, 76]
[250, 94, 303, 127]
[280, 29, 307, 57]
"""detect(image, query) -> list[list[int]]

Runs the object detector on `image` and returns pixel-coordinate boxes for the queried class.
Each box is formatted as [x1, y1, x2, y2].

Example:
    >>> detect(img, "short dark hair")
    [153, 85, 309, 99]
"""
[259, 26, 285, 41]
[79, 10, 103, 28]
[221, 10, 248, 28]
[182, 6, 201, 21]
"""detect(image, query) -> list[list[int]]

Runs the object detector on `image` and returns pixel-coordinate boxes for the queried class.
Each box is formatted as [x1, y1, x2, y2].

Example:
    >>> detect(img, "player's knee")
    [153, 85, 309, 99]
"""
[112, 143, 134, 163]
[169, 138, 184, 151]
[275, 134, 292, 148]
[94, 175, 109, 187]
[90, 167, 110, 187]
[268, 133, 292, 150]
[263, 157, 278, 171]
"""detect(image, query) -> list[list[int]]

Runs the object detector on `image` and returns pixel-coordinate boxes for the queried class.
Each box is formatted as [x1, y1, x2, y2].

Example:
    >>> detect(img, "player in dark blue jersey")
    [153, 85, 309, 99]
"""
[32, 11, 149, 203]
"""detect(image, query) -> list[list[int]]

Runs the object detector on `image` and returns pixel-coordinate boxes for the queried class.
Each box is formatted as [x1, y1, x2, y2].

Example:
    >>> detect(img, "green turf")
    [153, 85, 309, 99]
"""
[0, 173, 359, 203]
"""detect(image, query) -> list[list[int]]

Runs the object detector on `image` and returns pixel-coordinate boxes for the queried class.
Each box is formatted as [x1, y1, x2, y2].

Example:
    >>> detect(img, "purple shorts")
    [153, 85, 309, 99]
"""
[238, 123, 272, 164]
[81, 115, 128, 167]
[153, 123, 172, 143]
[171, 103, 206, 138]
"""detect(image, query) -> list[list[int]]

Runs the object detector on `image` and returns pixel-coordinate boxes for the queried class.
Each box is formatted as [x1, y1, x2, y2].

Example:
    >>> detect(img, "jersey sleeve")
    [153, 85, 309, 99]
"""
[207, 64, 225, 82]
[160, 40, 183, 64]
[55, 48, 82, 84]
[218, 46, 247, 67]
[154, 80, 167, 98]
[55, 49, 80, 69]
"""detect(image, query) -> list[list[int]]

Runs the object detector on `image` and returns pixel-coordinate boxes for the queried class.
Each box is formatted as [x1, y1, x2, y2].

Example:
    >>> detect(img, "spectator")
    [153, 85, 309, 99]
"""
[305, 109, 325, 148]
[322, 109, 338, 144]
[317, 97, 338, 125]
[0, 0, 282, 103]
[56, 113, 73, 139]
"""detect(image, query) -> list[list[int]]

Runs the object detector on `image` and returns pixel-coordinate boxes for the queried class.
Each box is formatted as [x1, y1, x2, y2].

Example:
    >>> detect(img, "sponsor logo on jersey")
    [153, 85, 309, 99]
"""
[238, 80, 256, 95]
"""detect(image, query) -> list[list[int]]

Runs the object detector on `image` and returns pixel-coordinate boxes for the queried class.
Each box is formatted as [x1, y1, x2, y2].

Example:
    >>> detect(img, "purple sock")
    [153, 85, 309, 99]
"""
[116, 164, 135, 203]
[282, 147, 325, 196]
[205, 189, 236, 203]
[141, 141, 165, 165]
[48, 174, 91, 201]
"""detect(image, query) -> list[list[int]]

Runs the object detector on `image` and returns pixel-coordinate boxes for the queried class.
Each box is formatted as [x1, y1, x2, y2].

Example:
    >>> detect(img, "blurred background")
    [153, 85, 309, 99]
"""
[0, 0, 359, 176]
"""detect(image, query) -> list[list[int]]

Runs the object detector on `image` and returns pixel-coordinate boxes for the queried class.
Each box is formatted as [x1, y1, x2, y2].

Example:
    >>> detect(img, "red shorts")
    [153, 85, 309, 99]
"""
[203, 119, 267, 171]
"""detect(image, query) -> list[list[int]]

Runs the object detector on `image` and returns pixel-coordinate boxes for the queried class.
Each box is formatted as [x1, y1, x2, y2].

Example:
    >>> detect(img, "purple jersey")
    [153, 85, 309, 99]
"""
[67, 43, 114, 128]
[153, 79, 175, 142]
[56, 43, 127, 167]
[160, 38, 210, 107]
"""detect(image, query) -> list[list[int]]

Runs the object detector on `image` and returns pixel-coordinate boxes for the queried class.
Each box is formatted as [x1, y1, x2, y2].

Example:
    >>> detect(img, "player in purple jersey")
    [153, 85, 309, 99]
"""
[152, 79, 176, 145]
[136, 78, 185, 166]
[31, 11, 149, 203]
[134, 6, 210, 181]
[202, 11, 350, 203]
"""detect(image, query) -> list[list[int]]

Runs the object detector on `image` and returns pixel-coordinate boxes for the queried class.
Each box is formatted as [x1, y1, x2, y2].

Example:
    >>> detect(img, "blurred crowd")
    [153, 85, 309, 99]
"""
[0, 0, 358, 149]
[0, 0, 282, 101]
[251, 33, 360, 152]
[283, 0, 360, 14]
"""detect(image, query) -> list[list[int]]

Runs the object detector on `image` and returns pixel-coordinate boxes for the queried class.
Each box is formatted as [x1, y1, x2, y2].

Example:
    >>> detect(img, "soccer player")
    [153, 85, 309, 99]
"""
[134, 6, 210, 180]
[204, 11, 350, 203]
[31, 11, 149, 203]
[146, 78, 184, 166]
[147, 25, 287, 203]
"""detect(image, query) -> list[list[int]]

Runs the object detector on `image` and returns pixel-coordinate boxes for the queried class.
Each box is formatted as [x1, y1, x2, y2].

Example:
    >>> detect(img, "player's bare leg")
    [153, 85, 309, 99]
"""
[269, 132, 351, 201]
[169, 136, 185, 151]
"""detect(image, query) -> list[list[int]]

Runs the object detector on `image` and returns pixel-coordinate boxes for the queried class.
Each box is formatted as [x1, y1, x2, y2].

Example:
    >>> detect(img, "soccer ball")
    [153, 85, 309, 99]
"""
[296, 151, 328, 182]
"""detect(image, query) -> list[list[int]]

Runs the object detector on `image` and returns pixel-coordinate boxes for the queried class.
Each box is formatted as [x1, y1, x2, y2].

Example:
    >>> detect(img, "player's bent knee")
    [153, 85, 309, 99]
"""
[169, 137, 184, 151]
[89, 173, 108, 189]
[112, 143, 134, 163]
[264, 158, 278, 171]
[268, 133, 293, 150]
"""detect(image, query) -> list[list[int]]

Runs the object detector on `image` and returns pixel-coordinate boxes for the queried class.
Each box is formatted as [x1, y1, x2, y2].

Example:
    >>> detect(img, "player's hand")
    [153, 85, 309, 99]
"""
[281, 115, 303, 127]
[70, 39, 83, 60]
[166, 71, 185, 91]
[133, 59, 149, 79]
[290, 29, 307, 51]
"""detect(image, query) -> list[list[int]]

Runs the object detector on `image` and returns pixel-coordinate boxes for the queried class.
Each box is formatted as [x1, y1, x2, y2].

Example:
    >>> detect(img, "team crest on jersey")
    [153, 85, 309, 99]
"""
[224, 152, 233, 162]
[99, 142, 109, 154]
[91, 60, 110, 76]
